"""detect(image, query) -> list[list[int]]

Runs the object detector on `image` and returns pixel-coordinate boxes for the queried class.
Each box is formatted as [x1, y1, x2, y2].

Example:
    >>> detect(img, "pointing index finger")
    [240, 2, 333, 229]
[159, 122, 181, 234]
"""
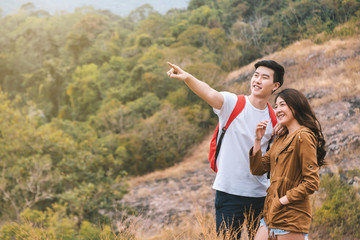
[167, 61, 174, 68]
[167, 62, 179, 70]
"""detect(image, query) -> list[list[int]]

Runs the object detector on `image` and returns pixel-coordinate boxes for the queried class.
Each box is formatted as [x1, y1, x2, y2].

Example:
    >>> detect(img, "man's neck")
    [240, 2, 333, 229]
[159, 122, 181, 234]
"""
[248, 94, 269, 110]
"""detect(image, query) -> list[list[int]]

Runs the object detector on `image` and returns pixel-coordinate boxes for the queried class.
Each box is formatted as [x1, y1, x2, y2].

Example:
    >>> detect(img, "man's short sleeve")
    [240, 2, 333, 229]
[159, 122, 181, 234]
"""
[213, 92, 237, 123]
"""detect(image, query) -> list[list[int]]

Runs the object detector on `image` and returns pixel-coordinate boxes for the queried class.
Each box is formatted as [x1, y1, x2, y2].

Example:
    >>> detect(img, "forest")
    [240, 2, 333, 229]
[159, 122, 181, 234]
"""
[0, 0, 359, 238]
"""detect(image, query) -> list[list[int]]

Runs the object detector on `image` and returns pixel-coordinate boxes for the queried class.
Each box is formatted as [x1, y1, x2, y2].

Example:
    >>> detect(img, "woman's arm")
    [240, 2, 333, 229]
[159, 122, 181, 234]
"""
[252, 120, 269, 154]
[249, 120, 272, 175]
[249, 147, 271, 175]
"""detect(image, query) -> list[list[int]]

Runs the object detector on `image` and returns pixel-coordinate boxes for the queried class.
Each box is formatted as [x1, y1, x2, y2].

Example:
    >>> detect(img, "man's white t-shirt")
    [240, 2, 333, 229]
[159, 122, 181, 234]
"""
[212, 92, 274, 197]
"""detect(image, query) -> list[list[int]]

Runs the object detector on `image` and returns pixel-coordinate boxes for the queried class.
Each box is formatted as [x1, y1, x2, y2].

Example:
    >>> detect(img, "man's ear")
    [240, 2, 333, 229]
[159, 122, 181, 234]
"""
[272, 82, 280, 92]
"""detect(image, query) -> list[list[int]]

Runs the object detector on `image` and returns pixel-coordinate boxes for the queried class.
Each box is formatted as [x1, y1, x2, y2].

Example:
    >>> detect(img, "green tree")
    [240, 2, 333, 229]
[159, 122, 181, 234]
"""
[136, 33, 153, 48]
[128, 4, 155, 23]
[123, 104, 200, 175]
[127, 93, 161, 119]
[0, 92, 74, 220]
[138, 12, 171, 38]
[189, 5, 219, 27]
[22, 58, 69, 119]
[188, 0, 207, 10]
[178, 25, 210, 48]
[65, 64, 103, 121]
[92, 99, 136, 135]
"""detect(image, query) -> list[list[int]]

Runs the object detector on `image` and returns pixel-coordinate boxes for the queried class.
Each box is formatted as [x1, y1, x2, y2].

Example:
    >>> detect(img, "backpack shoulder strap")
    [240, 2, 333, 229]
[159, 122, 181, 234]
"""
[267, 103, 277, 128]
[224, 95, 246, 130]
[212, 95, 246, 171]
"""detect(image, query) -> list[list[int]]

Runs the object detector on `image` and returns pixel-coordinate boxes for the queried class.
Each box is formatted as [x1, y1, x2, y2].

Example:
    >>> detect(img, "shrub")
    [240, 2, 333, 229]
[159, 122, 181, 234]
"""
[312, 173, 360, 239]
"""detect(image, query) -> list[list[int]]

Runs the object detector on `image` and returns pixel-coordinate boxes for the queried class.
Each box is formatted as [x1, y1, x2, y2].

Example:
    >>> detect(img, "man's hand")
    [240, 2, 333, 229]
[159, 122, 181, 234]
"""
[167, 62, 190, 81]
[166, 61, 224, 109]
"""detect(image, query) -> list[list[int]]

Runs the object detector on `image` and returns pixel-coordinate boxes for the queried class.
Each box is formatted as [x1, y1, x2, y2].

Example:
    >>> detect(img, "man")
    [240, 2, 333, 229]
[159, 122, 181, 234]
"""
[167, 60, 285, 238]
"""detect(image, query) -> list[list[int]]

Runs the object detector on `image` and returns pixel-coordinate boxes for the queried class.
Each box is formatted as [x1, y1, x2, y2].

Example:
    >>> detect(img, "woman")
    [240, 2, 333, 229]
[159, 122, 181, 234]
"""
[249, 88, 326, 240]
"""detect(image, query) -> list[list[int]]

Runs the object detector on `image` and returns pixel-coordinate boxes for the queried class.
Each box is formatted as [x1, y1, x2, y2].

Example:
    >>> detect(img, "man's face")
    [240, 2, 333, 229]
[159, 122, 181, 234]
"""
[250, 66, 279, 97]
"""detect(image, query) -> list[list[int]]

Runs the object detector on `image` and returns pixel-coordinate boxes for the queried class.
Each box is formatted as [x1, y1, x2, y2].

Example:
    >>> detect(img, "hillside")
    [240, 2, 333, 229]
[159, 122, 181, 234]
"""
[118, 36, 360, 239]
[1, 1, 359, 239]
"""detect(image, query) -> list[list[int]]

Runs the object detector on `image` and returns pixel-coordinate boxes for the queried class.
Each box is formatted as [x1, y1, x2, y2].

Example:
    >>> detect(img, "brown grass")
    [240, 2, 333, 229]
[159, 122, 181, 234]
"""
[118, 188, 260, 240]
[125, 209, 259, 240]
[227, 36, 360, 106]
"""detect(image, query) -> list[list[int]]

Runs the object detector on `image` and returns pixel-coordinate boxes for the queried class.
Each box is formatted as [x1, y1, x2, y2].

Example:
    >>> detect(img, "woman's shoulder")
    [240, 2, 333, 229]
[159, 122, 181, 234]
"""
[273, 126, 315, 145]
[297, 126, 316, 143]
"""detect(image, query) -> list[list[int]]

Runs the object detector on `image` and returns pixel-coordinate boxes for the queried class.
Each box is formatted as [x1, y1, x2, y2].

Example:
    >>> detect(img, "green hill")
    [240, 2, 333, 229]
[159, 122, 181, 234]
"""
[0, 0, 359, 239]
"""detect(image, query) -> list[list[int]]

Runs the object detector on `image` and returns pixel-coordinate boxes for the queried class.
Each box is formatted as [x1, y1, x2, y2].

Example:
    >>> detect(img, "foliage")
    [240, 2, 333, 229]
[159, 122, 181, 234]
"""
[66, 64, 103, 121]
[312, 173, 360, 239]
[0, 91, 127, 225]
[0, 204, 131, 240]
[122, 104, 202, 175]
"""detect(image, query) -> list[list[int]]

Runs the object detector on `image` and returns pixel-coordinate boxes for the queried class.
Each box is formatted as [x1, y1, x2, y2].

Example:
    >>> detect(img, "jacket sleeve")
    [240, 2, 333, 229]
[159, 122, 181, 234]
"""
[249, 146, 271, 176]
[286, 131, 320, 202]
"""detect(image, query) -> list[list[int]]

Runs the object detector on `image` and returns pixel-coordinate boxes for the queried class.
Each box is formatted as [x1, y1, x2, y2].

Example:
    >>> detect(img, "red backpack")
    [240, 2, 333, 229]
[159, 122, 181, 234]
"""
[208, 95, 277, 172]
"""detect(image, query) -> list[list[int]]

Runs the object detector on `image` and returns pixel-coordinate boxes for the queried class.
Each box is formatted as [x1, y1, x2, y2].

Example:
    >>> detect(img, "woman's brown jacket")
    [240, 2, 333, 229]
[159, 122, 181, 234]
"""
[249, 126, 320, 234]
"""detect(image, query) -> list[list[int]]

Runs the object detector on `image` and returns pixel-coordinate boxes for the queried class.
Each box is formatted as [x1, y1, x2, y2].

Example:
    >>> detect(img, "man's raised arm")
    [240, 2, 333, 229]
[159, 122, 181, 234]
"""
[167, 62, 224, 109]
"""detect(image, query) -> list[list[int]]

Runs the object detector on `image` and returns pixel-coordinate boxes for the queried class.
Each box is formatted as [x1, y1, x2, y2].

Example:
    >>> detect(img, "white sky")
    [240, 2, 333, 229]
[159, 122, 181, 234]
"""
[1, 0, 190, 16]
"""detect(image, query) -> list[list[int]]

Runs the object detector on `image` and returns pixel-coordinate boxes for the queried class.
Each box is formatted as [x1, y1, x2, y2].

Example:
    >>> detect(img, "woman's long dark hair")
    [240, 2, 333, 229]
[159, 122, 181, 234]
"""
[275, 88, 326, 167]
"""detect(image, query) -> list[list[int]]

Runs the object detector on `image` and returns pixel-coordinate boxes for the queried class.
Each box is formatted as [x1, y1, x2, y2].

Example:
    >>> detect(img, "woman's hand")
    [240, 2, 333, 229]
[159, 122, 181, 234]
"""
[252, 120, 269, 155]
[255, 120, 269, 141]
[279, 195, 290, 205]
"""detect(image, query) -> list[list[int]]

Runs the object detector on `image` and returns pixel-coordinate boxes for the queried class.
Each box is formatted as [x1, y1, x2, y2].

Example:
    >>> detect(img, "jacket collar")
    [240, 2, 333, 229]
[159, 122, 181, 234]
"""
[275, 126, 308, 162]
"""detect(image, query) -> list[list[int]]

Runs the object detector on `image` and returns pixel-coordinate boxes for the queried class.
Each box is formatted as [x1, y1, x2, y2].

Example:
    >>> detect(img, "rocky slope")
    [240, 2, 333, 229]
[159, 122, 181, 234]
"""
[118, 135, 216, 237]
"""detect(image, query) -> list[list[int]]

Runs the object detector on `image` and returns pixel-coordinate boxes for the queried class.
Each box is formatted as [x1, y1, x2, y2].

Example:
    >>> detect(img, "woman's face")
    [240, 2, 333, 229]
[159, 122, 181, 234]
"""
[274, 96, 295, 127]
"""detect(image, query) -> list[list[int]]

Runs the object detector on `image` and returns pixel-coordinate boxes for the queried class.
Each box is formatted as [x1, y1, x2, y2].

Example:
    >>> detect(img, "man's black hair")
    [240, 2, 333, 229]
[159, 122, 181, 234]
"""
[254, 60, 285, 87]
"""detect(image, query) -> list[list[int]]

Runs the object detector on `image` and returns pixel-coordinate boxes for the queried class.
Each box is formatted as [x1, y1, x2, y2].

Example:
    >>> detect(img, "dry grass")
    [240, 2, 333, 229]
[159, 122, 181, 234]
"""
[118, 188, 260, 240]
[226, 36, 360, 106]
[121, 209, 259, 240]
[280, 39, 360, 101]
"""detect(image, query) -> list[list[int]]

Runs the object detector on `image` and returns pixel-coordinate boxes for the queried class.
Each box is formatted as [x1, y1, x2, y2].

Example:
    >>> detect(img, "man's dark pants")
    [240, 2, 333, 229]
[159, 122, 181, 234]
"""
[215, 190, 265, 239]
